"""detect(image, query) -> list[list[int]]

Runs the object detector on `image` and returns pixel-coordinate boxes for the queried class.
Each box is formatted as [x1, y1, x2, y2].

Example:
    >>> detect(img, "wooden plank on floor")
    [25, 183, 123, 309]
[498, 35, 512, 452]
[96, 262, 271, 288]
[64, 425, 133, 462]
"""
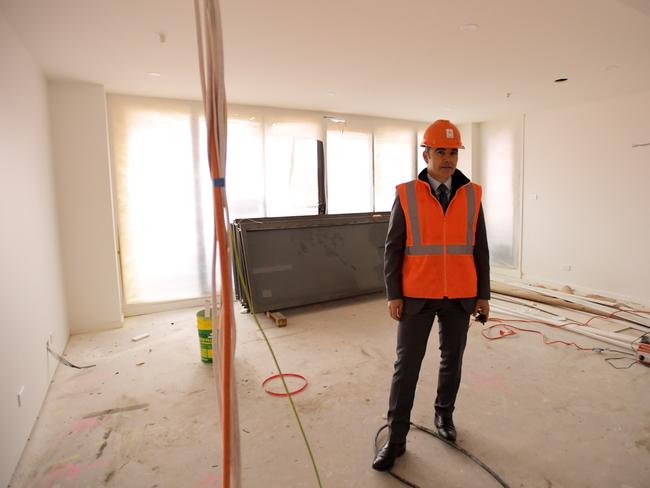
[265, 311, 287, 327]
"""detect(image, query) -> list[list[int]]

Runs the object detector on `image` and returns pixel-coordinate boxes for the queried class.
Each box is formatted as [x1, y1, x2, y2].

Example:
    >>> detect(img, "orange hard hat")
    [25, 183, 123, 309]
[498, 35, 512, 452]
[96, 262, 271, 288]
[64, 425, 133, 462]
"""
[420, 120, 464, 149]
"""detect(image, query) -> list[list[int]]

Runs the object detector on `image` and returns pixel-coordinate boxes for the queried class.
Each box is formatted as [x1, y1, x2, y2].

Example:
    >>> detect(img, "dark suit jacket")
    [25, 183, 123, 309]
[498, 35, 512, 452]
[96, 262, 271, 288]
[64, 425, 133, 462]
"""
[384, 168, 490, 314]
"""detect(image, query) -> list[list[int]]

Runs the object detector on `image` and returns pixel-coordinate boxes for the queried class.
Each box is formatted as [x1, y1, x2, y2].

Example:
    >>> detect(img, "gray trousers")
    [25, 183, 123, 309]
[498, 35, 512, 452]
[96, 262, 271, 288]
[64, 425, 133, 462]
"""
[387, 298, 472, 444]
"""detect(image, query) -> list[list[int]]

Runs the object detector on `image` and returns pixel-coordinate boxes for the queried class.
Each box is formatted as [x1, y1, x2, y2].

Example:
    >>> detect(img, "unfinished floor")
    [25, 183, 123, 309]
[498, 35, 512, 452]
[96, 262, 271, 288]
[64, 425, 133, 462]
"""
[9, 294, 650, 488]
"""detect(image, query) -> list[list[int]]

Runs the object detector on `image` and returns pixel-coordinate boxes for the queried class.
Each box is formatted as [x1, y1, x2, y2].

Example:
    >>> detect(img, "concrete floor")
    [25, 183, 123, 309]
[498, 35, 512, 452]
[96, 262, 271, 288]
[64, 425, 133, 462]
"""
[9, 294, 650, 488]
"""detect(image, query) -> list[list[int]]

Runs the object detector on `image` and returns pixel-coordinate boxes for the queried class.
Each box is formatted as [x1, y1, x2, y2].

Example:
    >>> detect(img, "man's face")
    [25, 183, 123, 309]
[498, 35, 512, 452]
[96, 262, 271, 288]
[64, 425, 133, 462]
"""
[424, 147, 458, 182]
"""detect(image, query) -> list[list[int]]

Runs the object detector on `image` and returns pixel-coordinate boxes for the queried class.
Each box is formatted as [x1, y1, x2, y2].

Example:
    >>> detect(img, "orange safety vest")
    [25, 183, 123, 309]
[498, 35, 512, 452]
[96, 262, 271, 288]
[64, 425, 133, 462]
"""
[396, 179, 482, 299]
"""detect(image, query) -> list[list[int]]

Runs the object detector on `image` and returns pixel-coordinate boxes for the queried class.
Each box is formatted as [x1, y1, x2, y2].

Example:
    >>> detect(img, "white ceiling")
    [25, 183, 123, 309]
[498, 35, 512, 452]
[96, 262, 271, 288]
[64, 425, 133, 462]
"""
[1, 0, 649, 122]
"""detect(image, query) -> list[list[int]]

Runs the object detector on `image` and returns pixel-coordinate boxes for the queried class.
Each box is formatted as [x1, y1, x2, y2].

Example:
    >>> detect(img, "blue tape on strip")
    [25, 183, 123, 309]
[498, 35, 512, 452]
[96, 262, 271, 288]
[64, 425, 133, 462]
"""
[213, 178, 225, 187]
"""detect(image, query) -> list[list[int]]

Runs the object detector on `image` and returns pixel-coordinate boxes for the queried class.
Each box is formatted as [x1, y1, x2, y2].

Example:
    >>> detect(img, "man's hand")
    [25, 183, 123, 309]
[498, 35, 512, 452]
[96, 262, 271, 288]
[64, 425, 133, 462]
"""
[388, 299, 404, 321]
[473, 299, 490, 323]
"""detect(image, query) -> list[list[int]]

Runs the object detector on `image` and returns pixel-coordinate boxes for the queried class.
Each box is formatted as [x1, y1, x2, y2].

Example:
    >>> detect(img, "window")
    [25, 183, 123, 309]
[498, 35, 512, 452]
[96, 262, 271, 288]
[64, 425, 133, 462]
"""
[109, 96, 212, 305]
[478, 117, 523, 270]
[109, 95, 429, 307]
[264, 121, 320, 217]
[326, 123, 373, 214]
[223, 113, 265, 220]
[373, 128, 415, 211]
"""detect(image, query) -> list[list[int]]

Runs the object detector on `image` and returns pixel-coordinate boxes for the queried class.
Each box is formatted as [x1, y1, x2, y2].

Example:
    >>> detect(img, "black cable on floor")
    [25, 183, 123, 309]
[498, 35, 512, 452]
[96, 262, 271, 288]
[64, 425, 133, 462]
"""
[374, 425, 419, 487]
[47, 344, 96, 369]
[374, 423, 511, 488]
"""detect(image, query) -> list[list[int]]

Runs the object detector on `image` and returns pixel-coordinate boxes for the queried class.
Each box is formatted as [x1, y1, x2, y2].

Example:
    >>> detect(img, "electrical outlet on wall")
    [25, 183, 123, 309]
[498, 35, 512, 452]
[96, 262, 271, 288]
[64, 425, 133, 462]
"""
[561, 264, 572, 271]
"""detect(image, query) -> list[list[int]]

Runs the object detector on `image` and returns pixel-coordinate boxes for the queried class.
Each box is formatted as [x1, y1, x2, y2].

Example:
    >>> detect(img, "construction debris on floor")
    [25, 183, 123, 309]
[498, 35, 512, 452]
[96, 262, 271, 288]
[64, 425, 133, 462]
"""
[9, 283, 650, 487]
[489, 280, 649, 368]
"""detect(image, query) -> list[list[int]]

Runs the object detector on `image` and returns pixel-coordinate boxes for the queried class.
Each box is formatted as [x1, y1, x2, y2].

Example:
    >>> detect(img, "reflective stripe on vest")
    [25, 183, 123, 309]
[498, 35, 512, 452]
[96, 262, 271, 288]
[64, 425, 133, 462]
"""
[403, 180, 476, 256]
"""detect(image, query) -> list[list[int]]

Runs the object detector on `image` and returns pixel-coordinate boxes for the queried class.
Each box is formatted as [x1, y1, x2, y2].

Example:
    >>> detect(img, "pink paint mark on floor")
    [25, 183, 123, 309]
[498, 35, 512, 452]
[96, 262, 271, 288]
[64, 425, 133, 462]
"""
[39, 459, 109, 488]
[71, 415, 110, 433]
[196, 472, 218, 488]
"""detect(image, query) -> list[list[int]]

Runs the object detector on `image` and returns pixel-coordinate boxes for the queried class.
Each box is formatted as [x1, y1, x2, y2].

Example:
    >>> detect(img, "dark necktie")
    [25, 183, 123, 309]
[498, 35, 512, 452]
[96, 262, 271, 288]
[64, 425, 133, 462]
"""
[437, 185, 449, 211]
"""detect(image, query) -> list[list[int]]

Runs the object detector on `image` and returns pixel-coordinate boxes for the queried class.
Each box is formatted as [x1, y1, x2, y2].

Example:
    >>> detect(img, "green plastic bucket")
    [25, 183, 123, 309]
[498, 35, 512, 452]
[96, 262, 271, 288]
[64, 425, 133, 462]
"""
[196, 309, 213, 363]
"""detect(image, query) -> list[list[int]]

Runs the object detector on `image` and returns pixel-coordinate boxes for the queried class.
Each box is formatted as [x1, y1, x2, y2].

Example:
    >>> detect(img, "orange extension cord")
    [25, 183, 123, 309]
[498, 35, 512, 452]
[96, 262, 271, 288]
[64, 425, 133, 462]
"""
[481, 317, 593, 350]
[481, 309, 650, 368]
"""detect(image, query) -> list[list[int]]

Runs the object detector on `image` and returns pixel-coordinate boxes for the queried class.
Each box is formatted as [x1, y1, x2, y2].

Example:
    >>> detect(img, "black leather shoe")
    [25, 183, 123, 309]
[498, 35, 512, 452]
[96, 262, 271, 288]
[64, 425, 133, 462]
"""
[372, 441, 406, 471]
[434, 413, 457, 442]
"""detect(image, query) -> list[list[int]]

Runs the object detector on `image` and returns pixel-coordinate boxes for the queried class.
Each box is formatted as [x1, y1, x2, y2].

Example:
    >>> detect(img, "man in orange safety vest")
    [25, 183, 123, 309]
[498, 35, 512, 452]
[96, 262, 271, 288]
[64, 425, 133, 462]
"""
[373, 119, 490, 471]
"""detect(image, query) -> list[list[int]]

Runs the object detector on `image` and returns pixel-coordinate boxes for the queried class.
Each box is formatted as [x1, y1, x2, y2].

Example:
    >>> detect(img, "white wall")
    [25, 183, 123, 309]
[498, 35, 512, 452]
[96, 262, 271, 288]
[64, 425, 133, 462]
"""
[521, 90, 650, 303]
[49, 82, 123, 333]
[0, 13, 69, 487]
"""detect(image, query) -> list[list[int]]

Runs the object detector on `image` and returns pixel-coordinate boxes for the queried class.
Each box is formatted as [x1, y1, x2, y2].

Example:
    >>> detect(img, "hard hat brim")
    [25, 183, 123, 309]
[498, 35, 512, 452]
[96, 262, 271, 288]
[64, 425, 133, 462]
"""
[420, 144, 465, 149]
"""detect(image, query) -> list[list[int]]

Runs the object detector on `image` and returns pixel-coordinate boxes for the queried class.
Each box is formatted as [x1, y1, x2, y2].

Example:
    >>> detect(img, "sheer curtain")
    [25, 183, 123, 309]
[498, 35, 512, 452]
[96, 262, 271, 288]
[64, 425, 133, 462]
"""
[109, 98, 325, 308]
[264, 118, 321, 217]
[326, 120, 373, 214]
[224, 110, 265, 220]
[108, 95, 212, 307]
[478, 116, 524, 270]
[226, 109, 321, 219]
[108, 96, 430, 308]
[374, 128, 415, 211]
